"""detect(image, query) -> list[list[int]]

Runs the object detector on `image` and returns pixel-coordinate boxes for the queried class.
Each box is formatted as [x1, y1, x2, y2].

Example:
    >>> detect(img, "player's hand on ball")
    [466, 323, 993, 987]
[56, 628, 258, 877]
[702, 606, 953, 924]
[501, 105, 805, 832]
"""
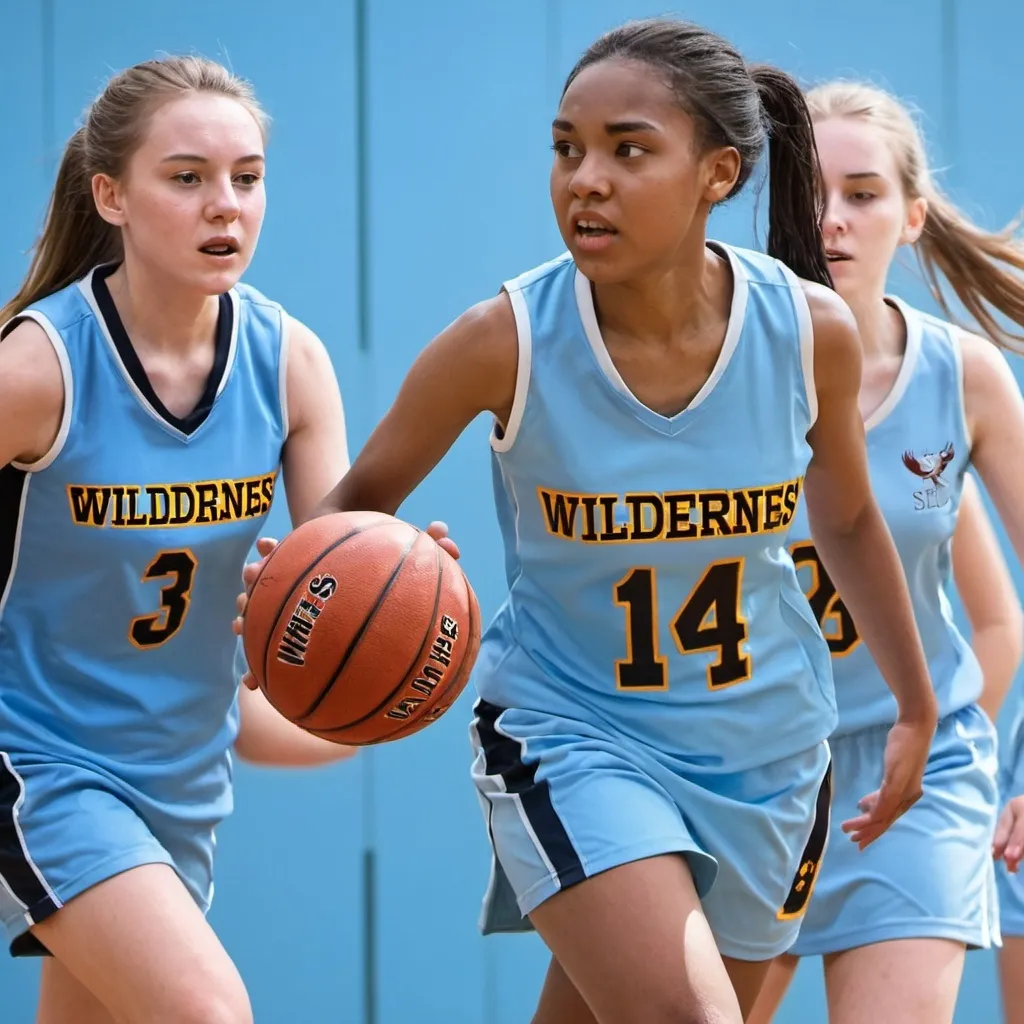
[995, 796, 1024, 873]
[425, 520, 460, 560]
[841, 716, 932, 849]
[231, 521, 459, 691]
[233, 536, 280, 688]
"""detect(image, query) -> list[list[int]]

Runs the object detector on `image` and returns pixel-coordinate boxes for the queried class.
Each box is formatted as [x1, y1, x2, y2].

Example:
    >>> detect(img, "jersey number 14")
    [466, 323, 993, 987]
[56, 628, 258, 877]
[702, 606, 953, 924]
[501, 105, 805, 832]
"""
[614, 559, 751, 691]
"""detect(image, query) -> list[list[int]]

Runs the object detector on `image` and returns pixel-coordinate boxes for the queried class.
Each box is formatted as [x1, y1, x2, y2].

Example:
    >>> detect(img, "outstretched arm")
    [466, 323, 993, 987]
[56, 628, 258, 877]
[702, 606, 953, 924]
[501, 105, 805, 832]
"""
[800, 282, 938, 848]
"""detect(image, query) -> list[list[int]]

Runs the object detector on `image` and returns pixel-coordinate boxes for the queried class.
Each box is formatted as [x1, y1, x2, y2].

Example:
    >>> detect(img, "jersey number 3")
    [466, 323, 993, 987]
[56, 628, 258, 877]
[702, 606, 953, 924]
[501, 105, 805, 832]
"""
[614, 559, 751, 691]
[129, 549, 198, 649]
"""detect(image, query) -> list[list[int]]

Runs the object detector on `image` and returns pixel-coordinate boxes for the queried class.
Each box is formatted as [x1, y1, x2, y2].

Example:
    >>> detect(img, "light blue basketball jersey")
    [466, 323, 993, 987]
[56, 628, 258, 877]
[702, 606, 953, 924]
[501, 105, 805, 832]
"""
[0, 264, 287, 809]
[787, 297, 979, 735]
[474, 243, 836, 771]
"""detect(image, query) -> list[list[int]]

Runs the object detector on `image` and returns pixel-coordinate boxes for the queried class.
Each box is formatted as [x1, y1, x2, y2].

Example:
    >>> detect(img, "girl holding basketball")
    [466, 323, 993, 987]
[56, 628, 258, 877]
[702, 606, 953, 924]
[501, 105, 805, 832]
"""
[0, 55, 439, 1024]
[239, 18, 940, 1022]
[746, 81, 1024, 1024]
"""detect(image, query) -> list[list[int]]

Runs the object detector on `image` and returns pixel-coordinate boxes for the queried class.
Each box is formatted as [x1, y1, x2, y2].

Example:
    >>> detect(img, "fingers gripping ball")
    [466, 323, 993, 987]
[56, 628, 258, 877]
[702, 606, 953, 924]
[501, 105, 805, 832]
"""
[242, 511, 481, 745]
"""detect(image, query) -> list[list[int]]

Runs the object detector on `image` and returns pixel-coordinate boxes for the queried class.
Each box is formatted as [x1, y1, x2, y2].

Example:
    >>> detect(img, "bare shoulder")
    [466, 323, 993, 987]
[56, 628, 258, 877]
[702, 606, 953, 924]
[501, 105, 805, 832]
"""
[798, 281, 861, 399]
[439, 292, 518, 363]
[1, 317, 65, 385]
[0, 318, 67, 465]
[800, 280, 858, 351]
[284, 315, 337, 387]
[281, 314, 342, 437]
[957, 327, 1016, 394]
[413, 291, 519, 422]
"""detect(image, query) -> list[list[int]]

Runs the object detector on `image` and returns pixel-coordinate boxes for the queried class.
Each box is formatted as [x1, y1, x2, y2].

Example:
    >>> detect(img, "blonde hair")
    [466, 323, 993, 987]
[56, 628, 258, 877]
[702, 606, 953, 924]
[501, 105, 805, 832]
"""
[1, 56, 268, 326]
[807, 80, 1024, 350]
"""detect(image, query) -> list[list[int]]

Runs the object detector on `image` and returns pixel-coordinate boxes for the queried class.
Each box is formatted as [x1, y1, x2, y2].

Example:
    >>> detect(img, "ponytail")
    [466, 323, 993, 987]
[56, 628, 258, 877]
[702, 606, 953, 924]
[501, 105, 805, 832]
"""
[749, 65, 833, 290]
[0, 128, 121, 326]
[916, 188, 1024, 351]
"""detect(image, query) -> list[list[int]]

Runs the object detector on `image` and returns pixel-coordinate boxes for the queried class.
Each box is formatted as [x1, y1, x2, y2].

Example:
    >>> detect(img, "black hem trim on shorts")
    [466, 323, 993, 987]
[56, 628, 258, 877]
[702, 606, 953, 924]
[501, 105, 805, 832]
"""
[474, 699, 586, 891]
[0, 756, 60, 951]
[10, 930, 49, 958]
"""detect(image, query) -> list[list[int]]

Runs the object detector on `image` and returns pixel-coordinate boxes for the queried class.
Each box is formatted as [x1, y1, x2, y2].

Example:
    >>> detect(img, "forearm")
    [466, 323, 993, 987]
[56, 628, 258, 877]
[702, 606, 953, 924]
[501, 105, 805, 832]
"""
[811, 502, 938, 722]
[236, 726, 356, 768]
[973, 622, 1023, 722]
[235, 688, 357, 767]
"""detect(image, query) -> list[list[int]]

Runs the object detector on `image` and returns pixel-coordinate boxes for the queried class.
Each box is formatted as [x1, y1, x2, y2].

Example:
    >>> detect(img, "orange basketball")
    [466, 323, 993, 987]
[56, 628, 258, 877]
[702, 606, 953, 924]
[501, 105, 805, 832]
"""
[242, 510, 481, 745]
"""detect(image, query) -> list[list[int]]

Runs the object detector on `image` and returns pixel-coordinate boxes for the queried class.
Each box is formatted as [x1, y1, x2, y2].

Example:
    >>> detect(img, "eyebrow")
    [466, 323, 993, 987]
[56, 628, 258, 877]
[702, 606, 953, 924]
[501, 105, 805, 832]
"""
[160, 153, 265, 164]
[844, 171, 883, 180]
[552, 118, 658, 135]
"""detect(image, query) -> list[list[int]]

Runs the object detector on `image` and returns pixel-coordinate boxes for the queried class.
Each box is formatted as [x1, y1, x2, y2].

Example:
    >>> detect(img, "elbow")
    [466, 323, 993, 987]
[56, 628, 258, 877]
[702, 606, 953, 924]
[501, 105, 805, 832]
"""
[1005, 605, 1024, 673]
[232, 731, 267, 765]
[977, 603, 1024, 675]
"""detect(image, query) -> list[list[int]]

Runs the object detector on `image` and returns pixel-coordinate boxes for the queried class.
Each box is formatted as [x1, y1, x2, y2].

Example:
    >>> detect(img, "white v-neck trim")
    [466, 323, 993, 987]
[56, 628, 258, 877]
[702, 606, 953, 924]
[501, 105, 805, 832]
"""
[863, 295, 922, 432]
[573, 241, 749, 418]
[76, 267, 240, 440]
[78, 267, 177, 436]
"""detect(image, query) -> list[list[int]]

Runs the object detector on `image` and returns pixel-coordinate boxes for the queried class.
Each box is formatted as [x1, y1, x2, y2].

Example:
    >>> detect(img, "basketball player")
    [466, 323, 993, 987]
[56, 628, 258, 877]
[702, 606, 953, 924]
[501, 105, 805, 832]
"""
[238, 19, 939, 1022]
[747, 81, 1024, 1024]
[997, 723, 1024, 1023]
[0, 55, 432, 1024]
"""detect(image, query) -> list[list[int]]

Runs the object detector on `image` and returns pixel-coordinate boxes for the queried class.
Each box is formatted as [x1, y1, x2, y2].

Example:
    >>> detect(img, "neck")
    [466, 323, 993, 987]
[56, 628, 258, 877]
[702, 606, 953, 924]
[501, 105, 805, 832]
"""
[843, 287, 905, 359]
[592, 239, 722, 343]
[106, 259, 221, 356]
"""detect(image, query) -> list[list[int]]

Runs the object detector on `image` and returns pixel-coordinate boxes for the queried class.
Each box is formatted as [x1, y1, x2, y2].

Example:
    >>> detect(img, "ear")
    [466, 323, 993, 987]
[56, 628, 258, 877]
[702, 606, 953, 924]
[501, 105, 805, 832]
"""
[702, 145, 742, 205]
[901, 195, 927, 246]
[92, 173, 127, 228]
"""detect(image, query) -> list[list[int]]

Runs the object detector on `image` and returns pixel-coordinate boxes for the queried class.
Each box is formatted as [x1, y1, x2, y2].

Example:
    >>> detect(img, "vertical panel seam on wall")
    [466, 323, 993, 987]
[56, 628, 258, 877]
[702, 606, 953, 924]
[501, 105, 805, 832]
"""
[41, 0, 55, 176]
[940, 0, 959, 170]
[545, 0, 562, 102]
[355, 0, 372, 353]
[354, 2, 377, 1020]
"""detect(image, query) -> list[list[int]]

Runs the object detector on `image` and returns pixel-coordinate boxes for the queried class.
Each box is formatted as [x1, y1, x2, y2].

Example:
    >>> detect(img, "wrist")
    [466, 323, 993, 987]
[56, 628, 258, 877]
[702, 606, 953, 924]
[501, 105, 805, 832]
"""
[896, 689, 939, 726]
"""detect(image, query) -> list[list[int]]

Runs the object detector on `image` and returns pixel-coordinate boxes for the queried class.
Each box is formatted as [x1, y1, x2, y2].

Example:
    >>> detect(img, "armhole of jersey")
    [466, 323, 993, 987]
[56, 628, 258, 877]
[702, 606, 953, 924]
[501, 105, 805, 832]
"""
[5, 311, 74, 472]
[278, 308, 292, 439]
[490, 285, 532, 453]
[950, 326, 972, 450]
[779, 267, 817, 428]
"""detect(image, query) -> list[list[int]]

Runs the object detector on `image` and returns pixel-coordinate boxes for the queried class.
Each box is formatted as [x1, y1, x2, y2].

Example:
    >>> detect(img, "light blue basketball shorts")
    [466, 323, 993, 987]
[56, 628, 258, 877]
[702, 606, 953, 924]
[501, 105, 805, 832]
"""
[0, 755, 221, 957]
[470, 698, 833, 962]
[997, 717, 1024, 937]
[790, 702, 1000, 956]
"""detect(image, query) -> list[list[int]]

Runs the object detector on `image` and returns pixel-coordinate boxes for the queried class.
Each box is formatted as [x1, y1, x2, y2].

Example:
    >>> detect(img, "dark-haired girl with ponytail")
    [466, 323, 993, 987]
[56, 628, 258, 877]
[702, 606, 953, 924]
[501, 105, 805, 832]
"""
[236, 19, 938, 1022]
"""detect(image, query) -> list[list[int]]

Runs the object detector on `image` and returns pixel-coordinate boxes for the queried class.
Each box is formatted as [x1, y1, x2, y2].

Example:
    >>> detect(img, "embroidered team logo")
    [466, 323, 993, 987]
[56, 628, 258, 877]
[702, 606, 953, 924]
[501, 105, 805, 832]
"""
[902, 442, 955, 511]
[902, 443, 955, 488]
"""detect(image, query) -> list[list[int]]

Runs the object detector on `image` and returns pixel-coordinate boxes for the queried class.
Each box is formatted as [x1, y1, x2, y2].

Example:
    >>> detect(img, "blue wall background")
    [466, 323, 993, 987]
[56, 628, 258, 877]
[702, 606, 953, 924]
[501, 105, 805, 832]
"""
[2, 1, 1022, 1020]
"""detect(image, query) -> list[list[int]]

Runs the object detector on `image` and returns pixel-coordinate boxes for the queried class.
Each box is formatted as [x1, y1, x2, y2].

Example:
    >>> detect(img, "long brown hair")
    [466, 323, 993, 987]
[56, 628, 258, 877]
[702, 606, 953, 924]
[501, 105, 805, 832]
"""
[808, 80, 1024, 350]
[1, 56, 268, 325]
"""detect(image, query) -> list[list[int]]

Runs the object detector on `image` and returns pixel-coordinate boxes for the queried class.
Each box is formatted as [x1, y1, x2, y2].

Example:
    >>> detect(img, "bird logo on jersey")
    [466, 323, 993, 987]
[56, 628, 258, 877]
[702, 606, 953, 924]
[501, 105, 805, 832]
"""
[902, 443, 955, 487]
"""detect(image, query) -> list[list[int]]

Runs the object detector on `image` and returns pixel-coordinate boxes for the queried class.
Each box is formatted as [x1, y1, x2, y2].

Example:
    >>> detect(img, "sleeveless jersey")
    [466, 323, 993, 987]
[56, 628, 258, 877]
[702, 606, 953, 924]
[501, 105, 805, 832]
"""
[0, 263, 287, 810]
[787, 297, 979, 735]
[474, 243, 837, 771]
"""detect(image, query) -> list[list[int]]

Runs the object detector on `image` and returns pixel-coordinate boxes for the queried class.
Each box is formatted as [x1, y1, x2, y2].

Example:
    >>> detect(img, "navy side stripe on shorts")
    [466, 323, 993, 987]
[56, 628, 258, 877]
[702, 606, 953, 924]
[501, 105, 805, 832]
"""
[0, 754, 60, 925]
[474, 699, 585, 890]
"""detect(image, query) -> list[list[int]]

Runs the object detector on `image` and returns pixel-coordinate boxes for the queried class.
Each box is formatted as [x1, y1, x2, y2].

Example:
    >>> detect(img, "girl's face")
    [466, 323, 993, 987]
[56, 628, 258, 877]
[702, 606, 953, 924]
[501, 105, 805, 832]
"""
[814, 115, 925, 305]
[95, 92, 267, 295]
[550, 58, 739, 284]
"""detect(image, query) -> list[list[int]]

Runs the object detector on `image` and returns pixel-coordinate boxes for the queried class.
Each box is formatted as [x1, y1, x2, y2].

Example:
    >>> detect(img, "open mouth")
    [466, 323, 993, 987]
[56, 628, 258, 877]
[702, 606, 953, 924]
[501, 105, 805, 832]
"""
[825, 249, 851, 263]
[576, 219, 617, 238]
[199, 241, 239, 256]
